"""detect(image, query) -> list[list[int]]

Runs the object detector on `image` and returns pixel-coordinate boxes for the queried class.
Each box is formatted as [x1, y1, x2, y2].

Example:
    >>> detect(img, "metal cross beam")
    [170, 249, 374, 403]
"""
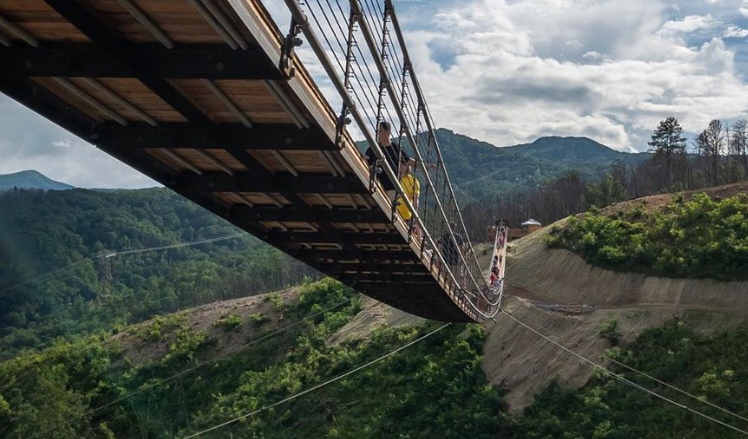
[0, 43, 281, 80]
[0, 76, 95, 138]
[265, 230, 405, 246]
[334, 272, 433, 283]
[319, 262, 428, 274]
[227, 205, 387, 223]
[173, 172, 369, 194]
[296, 249, 418, 261]
[92, 124, 334, 151]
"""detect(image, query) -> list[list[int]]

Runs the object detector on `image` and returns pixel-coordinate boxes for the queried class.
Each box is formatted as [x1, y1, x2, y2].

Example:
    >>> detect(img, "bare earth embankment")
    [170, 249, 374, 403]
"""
[112, 288, 297, 365]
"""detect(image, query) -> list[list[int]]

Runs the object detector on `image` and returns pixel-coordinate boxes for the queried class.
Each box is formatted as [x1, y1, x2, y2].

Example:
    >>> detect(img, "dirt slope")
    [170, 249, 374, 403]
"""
[328, 296, 423, 345]
[112, 288, 297, 365]
[603, 181, 748, 215]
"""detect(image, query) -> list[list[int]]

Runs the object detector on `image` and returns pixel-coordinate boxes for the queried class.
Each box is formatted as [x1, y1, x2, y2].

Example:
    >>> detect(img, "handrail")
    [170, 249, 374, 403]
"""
[281, 0, 501, 320]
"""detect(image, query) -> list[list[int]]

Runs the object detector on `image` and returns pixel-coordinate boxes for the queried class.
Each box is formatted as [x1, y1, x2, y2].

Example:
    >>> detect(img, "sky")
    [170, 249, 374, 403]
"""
[1, 0, 748, 188]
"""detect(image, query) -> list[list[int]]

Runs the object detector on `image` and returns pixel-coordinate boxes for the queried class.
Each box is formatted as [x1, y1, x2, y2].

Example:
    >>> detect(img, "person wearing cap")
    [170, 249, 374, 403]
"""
[365, 121, 411, 199]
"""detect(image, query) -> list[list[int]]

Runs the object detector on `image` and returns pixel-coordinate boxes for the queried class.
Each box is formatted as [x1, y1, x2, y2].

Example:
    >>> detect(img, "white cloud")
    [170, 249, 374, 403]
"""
[722, 24, 748, 36]
[657, 14, 720, 37]
[52, 140, 72, 149]
[582, 51, 608, 61]
[741, 0, 748, 16]
[565, 40, 585, 50]
[397, 0, 748, 150]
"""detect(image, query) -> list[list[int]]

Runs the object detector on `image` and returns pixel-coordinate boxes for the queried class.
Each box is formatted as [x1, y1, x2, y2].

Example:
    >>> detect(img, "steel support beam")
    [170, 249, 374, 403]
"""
[265, 230, 404, 246]
[334, 272, 433, 283]
[91, 124, 334, 151]
[0, 44, 281, 80]
[319, 262, 428, 274]
[0, 76, 95, 138]
[296, 249, 418, 261]
[173, 172, 369, 194]
[228, 205, 387, 223]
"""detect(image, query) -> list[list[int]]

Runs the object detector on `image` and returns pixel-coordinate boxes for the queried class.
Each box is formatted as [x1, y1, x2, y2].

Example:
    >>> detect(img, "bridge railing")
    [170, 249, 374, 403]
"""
[282, 0, 499, 319]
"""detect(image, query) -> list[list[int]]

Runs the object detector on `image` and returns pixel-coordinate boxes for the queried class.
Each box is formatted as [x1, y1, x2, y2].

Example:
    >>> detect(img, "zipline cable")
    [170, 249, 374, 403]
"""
[180, 322, 451, 439]
[0, 233, 246, 297]
[27, 298, 353, 439]
[497, 310, 748, 436]
[103, 233, 244, 258]
[455, 148, 535, 190]
[507, 308, 748, 426]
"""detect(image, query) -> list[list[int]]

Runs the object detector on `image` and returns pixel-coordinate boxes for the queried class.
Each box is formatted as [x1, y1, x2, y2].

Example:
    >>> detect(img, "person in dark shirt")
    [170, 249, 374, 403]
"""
[440, 221, 464, 269]
[365, 121, 410, 198]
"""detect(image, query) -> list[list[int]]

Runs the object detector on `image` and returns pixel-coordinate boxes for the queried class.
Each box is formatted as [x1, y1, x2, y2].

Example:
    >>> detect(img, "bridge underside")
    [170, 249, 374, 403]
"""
[0, 0, 476, 322]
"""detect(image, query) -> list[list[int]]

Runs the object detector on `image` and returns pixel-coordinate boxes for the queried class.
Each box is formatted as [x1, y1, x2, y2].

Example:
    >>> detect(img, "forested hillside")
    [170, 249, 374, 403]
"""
[0, 188, 316, 359]
[435, 131, 646, 198]
[2, 279, 748, 439]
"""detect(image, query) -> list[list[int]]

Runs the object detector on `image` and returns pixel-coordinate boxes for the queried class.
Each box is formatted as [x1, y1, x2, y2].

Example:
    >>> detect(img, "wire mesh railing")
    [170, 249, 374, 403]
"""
[282, 0, 499, 319]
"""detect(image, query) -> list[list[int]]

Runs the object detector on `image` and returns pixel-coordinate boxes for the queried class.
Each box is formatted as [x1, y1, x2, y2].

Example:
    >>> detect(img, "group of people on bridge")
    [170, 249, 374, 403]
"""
[364, 121, 468, 274]
[482, 224, 508, 309]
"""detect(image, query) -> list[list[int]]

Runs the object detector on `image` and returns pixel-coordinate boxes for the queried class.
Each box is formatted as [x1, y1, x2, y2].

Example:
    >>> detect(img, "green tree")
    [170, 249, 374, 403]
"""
[648, 117, 686, 186]
[584, 174, 627, 209]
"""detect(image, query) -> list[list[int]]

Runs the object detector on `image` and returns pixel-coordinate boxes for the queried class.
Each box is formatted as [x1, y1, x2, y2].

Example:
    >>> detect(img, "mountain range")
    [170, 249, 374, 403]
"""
[0, 169, 74, 191]
[433, 130, 648, 198]
[1, 132, 648, 197]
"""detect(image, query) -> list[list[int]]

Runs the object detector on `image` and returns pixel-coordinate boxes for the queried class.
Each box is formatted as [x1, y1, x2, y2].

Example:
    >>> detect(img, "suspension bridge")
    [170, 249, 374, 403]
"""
[0, 0, 505, 322]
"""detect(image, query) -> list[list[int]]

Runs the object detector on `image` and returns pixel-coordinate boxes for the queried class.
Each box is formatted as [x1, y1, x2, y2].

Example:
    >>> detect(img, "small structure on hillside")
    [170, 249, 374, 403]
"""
[509, 218, 543, 240]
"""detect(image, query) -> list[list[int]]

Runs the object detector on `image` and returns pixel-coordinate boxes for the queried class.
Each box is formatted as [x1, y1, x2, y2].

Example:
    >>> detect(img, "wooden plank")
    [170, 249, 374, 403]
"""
[42, 0, 211, 124]
[30, 76, 118, 123]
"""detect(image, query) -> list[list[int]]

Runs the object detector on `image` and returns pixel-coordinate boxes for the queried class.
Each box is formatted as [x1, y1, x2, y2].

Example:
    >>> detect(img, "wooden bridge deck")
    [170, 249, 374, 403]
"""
[0, 0, 477, 322]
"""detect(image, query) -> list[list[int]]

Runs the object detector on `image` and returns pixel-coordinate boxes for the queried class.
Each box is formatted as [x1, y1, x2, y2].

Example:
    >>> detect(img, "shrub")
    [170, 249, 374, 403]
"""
[213, 312, 242, 331]
[599, 318, 620, 346]
[548, 193, 748, 280]
[262, 292, 284, 310]
[248, 312, 269, 328]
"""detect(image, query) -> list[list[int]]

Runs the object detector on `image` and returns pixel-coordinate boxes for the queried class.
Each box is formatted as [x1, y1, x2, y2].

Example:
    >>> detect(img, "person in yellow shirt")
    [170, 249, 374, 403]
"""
[397, 159, 421, 240]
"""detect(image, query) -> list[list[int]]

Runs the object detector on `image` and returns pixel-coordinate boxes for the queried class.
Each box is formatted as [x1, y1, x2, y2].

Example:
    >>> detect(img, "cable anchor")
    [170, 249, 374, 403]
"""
[280, 18, 304, 78]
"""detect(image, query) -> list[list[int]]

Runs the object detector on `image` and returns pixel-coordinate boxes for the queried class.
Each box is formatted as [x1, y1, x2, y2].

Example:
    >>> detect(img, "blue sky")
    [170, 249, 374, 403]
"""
[1, 0, 747, 187]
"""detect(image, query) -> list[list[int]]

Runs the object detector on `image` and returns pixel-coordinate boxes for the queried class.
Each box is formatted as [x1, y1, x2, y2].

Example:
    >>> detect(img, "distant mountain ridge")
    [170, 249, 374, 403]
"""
[4, 132, 646, 197]
[0, 170, 75, 191]
[433, 130, 648, 198]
